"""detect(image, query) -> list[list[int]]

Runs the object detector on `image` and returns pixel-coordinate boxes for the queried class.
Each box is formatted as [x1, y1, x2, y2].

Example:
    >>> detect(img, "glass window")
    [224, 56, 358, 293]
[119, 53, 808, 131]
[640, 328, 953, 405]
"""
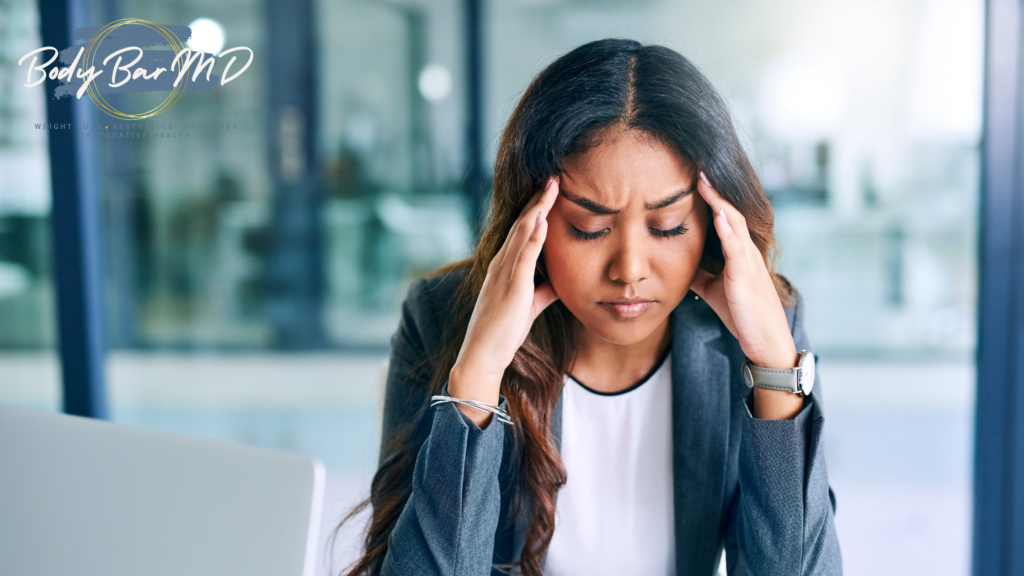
[0, 0, 61, 412]
[317, 0, 471, 346]
[485, 0, 980, 573]
[70, 1, 467, 571]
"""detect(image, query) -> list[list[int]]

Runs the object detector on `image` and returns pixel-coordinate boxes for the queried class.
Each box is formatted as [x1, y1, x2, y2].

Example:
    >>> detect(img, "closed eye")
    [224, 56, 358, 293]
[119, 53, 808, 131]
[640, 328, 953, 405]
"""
[569, 224, 689, 240]
[649, 223, 688, 238]
[569, 225, 609, 241]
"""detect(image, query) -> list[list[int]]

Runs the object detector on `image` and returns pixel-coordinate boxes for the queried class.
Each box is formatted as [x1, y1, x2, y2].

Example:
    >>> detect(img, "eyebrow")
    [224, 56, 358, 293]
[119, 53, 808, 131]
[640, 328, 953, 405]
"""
[560, 187, 693, 214]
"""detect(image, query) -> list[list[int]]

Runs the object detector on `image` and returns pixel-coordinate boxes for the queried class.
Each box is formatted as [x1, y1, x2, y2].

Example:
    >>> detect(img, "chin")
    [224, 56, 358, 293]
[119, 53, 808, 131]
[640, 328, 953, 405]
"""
[575, 313, 667, 346]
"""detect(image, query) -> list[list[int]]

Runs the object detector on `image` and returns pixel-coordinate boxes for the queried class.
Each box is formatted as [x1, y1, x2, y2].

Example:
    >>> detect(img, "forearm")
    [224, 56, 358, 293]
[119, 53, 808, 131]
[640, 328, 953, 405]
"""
[380, 395, 506, 576]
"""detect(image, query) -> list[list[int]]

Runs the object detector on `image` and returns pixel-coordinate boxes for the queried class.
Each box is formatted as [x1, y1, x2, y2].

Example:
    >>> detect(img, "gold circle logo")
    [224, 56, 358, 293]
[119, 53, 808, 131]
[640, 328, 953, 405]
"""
[81, 18, 190, 120]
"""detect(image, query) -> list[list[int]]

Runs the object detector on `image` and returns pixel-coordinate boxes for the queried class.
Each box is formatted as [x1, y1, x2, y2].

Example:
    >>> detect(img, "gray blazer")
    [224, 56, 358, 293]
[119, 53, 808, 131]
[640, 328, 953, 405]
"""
[376, 271, 842, 575]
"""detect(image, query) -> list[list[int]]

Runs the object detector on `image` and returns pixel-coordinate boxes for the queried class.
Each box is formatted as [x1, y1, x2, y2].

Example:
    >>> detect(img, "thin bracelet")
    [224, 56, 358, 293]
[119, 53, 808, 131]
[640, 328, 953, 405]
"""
[431, 392, 513, 425]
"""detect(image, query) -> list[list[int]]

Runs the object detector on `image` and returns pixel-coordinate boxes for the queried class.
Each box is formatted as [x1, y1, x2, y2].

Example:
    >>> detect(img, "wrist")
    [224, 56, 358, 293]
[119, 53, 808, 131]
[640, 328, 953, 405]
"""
[751, 387, 805, 420]
[747, 343, 798, 370]
[448, 361, 502, 405]
[744, 343, 813, 420]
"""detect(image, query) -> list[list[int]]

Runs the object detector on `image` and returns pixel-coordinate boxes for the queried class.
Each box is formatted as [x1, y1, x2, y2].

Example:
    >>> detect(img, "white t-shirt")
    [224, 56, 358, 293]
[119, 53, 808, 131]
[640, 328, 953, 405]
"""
[543, 354, 676, 576]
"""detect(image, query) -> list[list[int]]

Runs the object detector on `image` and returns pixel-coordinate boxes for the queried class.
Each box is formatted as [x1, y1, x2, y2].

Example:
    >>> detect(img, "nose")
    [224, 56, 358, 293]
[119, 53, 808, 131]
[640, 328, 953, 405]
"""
[607, 226, 651, 285]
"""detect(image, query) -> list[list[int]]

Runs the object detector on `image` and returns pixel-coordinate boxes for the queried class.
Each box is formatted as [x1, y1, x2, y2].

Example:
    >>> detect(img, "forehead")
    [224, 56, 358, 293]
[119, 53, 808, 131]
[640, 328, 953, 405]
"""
[561, 127, 694, 206]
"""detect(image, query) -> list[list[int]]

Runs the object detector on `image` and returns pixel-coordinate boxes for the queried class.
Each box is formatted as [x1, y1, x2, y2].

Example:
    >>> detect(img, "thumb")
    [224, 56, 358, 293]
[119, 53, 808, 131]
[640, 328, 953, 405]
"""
[689, 268, 717, 300]
[689, 268, 737, 338]
[531, 280, 560, 319]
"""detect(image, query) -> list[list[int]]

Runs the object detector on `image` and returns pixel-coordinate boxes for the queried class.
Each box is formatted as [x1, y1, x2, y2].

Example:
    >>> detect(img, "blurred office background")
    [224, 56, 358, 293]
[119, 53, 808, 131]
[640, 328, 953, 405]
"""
[0, 0, 981, 574]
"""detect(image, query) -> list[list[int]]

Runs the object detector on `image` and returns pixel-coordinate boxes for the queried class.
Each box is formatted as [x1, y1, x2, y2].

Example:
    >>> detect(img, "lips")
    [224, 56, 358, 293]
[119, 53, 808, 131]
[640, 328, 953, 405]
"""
[598, 297, 656, 318]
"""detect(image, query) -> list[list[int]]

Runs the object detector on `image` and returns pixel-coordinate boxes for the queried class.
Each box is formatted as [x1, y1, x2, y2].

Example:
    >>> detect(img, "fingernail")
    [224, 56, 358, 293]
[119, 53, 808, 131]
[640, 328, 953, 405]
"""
[700, 171, 711, 186]
[717, 208, 730, 231]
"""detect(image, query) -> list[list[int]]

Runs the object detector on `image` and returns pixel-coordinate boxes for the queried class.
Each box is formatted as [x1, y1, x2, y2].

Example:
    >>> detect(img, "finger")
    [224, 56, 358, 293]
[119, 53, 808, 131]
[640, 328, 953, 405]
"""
[714, 207, 748, 264]
[535, 175, 560, 216]
[492, 197, 539, 266]
[494, 177, 558, 267]
[510, 211, 548, 285]
[499, 206, 540, 271]
[697, 171, 745, 227]
[499, 178, 557, 270]
[698, 171, 756, 244]
[518, 176, 559, 222]
[530, 280, 560, 320]
[695, 171, 733, 214]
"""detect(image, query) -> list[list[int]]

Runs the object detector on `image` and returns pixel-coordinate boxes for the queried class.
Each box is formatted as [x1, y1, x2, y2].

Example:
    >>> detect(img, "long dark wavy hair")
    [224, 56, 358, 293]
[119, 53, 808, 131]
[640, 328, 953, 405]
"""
[335, 38, 792, 576]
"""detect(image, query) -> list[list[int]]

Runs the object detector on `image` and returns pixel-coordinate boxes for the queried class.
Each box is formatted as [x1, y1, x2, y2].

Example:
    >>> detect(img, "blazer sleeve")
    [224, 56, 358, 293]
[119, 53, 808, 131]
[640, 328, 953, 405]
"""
[723, 291, 843, 575]
[377, 277, 507, 576]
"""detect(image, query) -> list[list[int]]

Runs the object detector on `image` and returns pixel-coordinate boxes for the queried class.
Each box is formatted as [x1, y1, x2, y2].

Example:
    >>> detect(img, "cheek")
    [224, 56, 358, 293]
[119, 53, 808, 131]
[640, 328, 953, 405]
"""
[542, 229, 602, 298]
[652, 236, 705, 294]
[655, 218, 708, 287]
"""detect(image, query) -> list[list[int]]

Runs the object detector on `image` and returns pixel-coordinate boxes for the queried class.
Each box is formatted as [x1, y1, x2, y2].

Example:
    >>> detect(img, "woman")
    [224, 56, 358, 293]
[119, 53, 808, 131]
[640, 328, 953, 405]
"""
[337, 38, 842, 575]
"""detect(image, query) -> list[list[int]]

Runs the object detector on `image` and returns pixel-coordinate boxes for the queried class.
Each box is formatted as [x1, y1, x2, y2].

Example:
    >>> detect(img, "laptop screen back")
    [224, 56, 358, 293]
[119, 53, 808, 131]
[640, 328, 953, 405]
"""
[0, 404, 325, 576]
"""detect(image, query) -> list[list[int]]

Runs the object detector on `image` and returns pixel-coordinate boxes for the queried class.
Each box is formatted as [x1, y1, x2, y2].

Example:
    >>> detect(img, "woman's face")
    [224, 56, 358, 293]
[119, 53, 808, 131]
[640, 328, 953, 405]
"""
[542, 126, 709, 346]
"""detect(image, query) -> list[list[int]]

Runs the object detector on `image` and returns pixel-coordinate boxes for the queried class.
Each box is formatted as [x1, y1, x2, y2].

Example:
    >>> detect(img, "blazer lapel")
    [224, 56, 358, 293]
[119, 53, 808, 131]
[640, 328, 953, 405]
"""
[670, 296, 732, 575]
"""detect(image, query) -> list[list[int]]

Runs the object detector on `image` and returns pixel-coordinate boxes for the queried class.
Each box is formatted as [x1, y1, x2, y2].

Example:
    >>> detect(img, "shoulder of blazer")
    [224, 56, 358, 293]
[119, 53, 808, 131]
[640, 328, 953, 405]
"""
[400, 267, 470, 358]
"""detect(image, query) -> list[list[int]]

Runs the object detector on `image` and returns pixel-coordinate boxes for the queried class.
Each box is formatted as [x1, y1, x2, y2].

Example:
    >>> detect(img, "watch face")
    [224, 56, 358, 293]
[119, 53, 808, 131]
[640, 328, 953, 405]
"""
[799, 351, 815, 394]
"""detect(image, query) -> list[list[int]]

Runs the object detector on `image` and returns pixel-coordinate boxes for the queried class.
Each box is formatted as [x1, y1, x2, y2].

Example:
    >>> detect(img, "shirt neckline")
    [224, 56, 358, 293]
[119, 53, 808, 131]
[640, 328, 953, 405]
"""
[567, 346, 672, 397]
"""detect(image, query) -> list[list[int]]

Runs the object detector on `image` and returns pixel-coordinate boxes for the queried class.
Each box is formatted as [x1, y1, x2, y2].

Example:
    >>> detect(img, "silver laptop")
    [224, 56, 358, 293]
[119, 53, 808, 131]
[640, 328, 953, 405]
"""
[0, 403, 325, 576]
